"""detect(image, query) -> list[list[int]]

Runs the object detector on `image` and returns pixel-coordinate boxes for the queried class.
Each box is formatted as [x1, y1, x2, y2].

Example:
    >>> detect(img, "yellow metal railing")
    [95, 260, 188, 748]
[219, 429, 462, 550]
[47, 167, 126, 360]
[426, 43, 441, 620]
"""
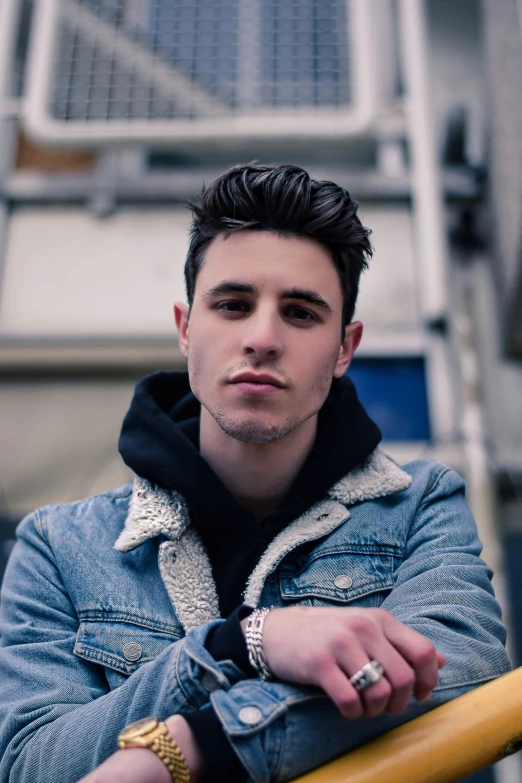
[293, 668, 522, 783]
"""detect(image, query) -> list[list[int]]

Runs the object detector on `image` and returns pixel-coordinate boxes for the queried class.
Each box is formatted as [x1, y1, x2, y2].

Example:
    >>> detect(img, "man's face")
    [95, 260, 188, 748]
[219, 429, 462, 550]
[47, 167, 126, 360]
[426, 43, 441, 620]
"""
[175, 230, 362, 444]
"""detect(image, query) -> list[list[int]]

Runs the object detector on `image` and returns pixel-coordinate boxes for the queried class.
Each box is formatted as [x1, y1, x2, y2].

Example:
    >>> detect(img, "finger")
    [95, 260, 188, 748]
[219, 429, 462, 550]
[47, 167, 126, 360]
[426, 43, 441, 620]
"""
[382, 616, 440, 701]
[363, 640, 415, 714]
[336, 649, 392, 718]
[322, 642, 382, 717]
[358, 673, 392, 717]
[318, 665, 364, 719]
[437, 651, 446, 669]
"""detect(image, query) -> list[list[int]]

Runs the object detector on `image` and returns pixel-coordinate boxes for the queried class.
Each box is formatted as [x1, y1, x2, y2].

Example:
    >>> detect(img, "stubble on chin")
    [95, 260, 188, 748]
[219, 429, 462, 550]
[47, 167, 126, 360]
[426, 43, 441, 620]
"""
[211, 408, 303, 444]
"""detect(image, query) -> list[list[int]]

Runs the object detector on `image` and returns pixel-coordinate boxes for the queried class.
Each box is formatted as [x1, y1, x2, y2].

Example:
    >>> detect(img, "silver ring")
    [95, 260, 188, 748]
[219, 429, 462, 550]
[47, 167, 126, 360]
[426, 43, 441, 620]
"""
[349, 660, 384, 692]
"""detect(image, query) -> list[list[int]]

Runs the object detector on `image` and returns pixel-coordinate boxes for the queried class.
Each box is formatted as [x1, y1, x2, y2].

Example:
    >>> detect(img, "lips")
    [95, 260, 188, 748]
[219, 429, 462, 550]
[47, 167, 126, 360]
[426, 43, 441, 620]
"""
[230, 372, 285, 388]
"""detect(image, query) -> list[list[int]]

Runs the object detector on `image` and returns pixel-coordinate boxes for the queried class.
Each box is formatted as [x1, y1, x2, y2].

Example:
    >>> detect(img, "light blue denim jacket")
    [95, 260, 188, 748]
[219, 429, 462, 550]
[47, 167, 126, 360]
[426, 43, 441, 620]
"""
[0, 450, 510, 782]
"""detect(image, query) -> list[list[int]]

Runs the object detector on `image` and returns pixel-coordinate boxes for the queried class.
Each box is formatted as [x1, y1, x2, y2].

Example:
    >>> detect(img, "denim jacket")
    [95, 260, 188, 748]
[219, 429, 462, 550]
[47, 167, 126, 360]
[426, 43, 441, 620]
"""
[0, 450, 510, 782]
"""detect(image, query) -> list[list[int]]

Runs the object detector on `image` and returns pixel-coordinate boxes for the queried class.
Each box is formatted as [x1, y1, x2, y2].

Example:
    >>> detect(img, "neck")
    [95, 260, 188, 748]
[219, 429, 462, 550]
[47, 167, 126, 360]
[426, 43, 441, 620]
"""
[199, 409, 317, 521]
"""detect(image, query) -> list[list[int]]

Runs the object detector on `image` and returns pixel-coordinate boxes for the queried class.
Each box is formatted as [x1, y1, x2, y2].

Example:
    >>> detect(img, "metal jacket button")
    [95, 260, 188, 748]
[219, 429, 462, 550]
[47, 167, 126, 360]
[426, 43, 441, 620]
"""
[239, 706, 263, 726]
[334, 575, 353, 589]
[202, 672, 219, 692]
[123, 642, 143, 662]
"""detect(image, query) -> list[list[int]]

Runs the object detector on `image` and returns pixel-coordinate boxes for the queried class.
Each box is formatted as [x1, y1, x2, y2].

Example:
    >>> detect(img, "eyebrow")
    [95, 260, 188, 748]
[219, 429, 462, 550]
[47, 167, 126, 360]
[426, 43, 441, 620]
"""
[203, 281, 256, 299]
[283, 287, 333, 314]
[203, 281, 333, 314]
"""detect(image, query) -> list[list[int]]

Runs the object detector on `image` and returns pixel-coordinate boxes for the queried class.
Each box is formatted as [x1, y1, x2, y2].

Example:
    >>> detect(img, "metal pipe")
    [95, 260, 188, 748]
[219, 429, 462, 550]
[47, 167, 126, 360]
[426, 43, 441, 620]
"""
[397, 0, 455, 448]
[0, 0, 23, 125]
[293, 667, 522, 783]
[0, 0, 24, 323]
[0, 0, 22, 183]
[397, 0, 448, 323]
[0, 167, 482, 203]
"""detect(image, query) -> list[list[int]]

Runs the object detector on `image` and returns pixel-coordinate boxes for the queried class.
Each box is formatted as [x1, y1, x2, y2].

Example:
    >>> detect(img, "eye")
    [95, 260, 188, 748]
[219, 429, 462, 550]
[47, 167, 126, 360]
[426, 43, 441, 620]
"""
[287, 306, 315, 322]
[217, 300, 249, 315]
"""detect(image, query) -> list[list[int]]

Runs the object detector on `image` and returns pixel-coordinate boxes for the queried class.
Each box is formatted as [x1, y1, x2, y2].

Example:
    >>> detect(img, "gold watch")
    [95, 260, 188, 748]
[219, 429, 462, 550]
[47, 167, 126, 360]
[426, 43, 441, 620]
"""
[118, 717, 191, 783]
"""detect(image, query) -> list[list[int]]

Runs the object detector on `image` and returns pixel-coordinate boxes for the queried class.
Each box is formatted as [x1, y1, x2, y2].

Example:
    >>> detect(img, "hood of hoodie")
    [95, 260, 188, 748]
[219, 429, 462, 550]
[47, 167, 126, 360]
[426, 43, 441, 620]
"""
[119, 370, 381, 542]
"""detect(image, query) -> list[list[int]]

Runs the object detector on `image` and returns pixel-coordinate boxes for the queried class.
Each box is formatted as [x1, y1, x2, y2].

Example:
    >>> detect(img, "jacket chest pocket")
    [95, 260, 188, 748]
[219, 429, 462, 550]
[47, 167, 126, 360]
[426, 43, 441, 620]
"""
[279, 549, 398, 607]
[74, 616, 182, 681]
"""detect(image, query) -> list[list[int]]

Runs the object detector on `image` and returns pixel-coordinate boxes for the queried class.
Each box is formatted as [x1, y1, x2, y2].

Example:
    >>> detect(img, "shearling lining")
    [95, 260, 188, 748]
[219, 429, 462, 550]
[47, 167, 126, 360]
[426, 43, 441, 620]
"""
[114, 448, 411, 625]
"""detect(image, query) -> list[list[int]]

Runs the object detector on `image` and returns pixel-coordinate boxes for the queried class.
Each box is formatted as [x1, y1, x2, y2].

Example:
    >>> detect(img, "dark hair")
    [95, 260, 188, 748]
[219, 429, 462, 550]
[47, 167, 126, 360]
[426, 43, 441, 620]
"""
[185, 163, 372, 327]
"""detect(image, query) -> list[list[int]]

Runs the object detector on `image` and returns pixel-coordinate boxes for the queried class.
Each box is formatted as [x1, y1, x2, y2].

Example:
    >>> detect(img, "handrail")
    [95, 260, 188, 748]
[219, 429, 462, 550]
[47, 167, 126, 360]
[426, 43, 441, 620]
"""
[292, 668, 522, 783]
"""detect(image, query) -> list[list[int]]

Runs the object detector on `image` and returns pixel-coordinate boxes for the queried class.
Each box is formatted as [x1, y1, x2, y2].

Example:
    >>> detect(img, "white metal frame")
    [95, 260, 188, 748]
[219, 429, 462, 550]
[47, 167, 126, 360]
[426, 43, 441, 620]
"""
[398, 8, 517, 783]
[0, 0, 24, 331]
[23, 0, 379, 146]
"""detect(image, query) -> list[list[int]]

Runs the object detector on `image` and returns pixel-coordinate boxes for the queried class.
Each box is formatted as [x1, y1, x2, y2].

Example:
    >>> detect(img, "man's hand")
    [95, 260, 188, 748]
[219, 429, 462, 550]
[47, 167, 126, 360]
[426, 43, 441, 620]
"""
[76, 716, 202, 783]
[243, 606, 445, 719]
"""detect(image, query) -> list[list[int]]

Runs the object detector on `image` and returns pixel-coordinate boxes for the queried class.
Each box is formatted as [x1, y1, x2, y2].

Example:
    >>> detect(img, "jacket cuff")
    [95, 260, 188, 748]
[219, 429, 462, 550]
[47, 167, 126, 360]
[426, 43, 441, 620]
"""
[173, 620, 249, 712]
[183, 705, 248, 783]
[204, 605, 256, 677]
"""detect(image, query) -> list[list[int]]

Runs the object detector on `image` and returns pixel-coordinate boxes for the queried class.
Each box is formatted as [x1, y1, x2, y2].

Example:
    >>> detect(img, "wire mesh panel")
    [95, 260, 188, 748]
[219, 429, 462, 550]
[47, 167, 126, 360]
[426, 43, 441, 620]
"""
[24, 0, 377, 143]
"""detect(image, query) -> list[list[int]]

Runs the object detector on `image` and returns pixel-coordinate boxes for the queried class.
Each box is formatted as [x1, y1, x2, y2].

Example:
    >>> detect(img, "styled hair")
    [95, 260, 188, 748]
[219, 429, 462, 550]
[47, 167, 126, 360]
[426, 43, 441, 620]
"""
[185, 163, 372, 327]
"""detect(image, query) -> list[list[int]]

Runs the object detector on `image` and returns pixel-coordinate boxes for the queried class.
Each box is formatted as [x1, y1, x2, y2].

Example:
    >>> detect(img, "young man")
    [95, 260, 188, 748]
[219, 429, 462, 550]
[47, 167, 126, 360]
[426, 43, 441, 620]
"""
[0, 164, 510, 783]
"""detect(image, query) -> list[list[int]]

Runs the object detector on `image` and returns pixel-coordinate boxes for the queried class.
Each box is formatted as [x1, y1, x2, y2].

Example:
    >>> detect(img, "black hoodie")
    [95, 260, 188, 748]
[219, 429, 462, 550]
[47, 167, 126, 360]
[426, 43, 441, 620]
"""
[119, 370, 381, 780]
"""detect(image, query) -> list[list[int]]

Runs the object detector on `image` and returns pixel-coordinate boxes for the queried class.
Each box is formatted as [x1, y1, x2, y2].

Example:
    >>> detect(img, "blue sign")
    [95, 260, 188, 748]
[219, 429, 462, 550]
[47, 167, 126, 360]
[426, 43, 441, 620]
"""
[347, 357, 431, 441]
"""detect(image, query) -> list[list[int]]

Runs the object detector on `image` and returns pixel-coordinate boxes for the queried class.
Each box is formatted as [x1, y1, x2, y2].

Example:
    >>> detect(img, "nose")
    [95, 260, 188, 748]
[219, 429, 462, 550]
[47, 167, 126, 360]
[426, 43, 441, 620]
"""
[240, 306, 284, 362]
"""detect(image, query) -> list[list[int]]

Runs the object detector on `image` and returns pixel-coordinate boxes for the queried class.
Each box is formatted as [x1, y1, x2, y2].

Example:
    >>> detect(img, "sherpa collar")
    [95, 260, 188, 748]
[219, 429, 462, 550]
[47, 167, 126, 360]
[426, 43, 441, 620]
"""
[114, 448, 411, 630]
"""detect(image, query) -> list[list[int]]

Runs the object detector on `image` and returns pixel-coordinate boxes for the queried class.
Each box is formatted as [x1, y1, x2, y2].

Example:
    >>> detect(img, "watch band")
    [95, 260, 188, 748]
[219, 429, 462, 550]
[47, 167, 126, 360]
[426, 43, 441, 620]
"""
[118, 718, 191, 783]
[149, 728, 191, 783]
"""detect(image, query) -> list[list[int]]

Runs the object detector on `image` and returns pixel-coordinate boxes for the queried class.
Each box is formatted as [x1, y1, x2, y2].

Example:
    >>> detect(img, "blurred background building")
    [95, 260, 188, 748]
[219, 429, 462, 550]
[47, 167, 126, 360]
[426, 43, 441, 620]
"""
[0, 1, 521, 780]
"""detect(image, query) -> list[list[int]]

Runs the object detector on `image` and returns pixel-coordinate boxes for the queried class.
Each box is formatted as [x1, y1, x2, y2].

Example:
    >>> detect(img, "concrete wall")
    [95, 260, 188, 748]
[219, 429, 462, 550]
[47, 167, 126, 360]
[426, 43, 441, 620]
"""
[0, 203, 420, 340]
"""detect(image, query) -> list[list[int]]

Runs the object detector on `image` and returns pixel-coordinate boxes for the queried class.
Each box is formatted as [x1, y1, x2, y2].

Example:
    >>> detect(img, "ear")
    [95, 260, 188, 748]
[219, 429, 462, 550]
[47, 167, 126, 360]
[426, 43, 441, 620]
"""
[174, 302, 190, 359]
[333, 321, 363, 378]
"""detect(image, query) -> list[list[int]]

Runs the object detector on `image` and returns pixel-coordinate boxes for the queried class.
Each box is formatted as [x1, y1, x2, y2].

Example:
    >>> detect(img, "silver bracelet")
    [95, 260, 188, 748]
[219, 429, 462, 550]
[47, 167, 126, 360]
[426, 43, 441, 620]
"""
[245, 607, 273, 681]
